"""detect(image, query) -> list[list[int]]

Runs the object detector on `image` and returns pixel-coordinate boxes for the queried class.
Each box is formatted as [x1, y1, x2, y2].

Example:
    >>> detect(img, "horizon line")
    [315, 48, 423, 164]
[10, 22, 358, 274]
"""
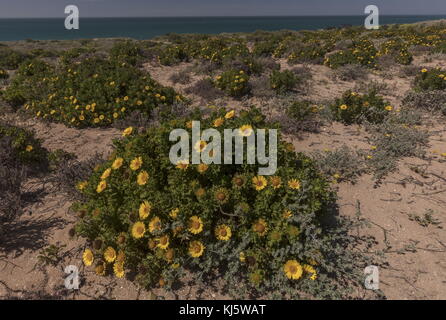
[1, 14, 446, 19]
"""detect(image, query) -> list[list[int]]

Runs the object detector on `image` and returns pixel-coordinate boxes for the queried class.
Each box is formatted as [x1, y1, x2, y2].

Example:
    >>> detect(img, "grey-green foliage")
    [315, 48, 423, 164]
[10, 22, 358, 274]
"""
[364, 111, 429, 181]
[312, 145, 366, 183]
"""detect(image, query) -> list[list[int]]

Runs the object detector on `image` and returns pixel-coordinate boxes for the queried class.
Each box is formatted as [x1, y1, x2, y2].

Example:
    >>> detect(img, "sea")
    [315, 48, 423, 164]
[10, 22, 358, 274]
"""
[0, 15, 445, 42]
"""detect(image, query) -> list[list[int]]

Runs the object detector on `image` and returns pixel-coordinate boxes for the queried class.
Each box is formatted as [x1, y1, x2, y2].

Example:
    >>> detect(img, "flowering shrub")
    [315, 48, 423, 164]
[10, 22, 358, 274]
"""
[414, 68, 446, 91]
[269, 70, 298, 94]
[252, 40, 279, 57]
[214, 69, 250, 97]
[286, 100, 316, 122]
[109, 41, 144, 66]
[325, 40, 377, 69]
[329, 90, 391, 124]
[0, 47, 28, 69]
[73, 108, 352, 298]
[4, 57, 183, 127]
[287, 42, 331, 64]
[0, 68, 8, 79]
[378, 39, 413, 65]
[0, 123, 47, 166]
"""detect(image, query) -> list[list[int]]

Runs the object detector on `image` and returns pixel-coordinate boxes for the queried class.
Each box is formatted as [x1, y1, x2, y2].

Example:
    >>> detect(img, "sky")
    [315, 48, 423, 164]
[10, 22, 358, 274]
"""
[0, 0, 445, 18]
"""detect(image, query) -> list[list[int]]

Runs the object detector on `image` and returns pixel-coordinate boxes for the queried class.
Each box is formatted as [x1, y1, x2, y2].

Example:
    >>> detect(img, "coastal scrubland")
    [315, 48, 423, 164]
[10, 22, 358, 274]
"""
[1, 20, 446, 300]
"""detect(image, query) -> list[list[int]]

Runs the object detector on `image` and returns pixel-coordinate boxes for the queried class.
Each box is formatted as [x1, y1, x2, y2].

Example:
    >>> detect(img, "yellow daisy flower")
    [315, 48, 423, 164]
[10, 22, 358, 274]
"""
[284, 260, 303, 280]
[215, 224, 232, 241]
[131, 221, 146, 239]
[94, 262, 106, 276]
[188, 216, 203, 234]
[252, 218, 268, 236]
[103, 247, 117, 263]
[288, 179, 301, 190]
[169, 208, 179, 219]
[303, 264, 317, 280]
[137, 170, 149, 186]
[238, 124, 253, 137]
[116, 250, 125, 263]
[139, 201, 152, 220]
[188, 241, 205, 258]
[213, 117, 224, 127]
[194, 140, 207, 153]
[101, 168, 111, 180]
[130, 156, 143, 171]
[122, 127, 133, 137]
[157, 235, 170, 250]
[283, 209, 293, 219]
[96, 180, 107, 193]
[252, 176, 267, 191]
[339, 104, 348, 110]
[197, 163, 209, 173]
[82, 249, 94, 266]
[148, 216, 162, 233]
[225, 110, 235, 119]
[112, 157, 123, 170]
[176, 159, 189, 170]
[25, 145, 33, 152]
[269, 176, 282, 189]
[113, 261, 125, 278]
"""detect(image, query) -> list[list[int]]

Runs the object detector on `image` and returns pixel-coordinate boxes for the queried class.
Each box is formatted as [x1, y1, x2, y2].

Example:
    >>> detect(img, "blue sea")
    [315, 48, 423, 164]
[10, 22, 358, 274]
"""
[0, 16, 445, 42]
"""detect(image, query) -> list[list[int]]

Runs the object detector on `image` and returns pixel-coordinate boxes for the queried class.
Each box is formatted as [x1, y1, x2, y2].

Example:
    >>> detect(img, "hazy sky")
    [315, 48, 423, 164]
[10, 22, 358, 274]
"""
[0, 0, 445, 18]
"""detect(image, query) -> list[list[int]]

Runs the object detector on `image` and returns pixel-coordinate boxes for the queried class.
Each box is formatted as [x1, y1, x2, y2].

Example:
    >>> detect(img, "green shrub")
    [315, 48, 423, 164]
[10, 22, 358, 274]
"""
[287, 42, 330, 64]
[158, 45, 189, 66]
[414, 68, 446, 91]
[378, 39, 413, 65]
[329, 90, 392, 125]
[325, 40, 378, 69]
[0, 47, 28, 69]
[0, 123, 48, 166]
[0, 68, 8, 79]
[110, 41, 144, 66]
[4, 57, 183, 128]
[60, 47, 96, 65]
[73, 107, 372, 298]
[286, 100, 314, 122]
[214, 69, 250, 97]
[269, 70, 298, 94]
[252, 40, 279, 57]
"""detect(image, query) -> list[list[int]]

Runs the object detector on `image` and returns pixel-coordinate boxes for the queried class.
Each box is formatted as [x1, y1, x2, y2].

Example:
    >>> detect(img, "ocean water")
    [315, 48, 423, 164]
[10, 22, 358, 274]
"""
[0, 15, 445, 42]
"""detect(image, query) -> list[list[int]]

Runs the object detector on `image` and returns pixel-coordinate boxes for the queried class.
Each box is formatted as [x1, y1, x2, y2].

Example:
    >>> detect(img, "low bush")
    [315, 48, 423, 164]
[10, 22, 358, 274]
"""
[329, 90, 392, 125]
[0, 68, 9, 79]
[403, 90, 446, 114]
[3, 57, 183, 127]
[269, 70, 299, 94]
[0, 123, 48, 167]
[378, 39, 413, 65]
[414, 67, 446, 91]
[365, 119, 429, 181]
[72, 108, 376, 299]
[214, 69, 250, 97]
[312, 146, 366, 183]
[333, 64, 369, 81]
[0, 47, 28, 69]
